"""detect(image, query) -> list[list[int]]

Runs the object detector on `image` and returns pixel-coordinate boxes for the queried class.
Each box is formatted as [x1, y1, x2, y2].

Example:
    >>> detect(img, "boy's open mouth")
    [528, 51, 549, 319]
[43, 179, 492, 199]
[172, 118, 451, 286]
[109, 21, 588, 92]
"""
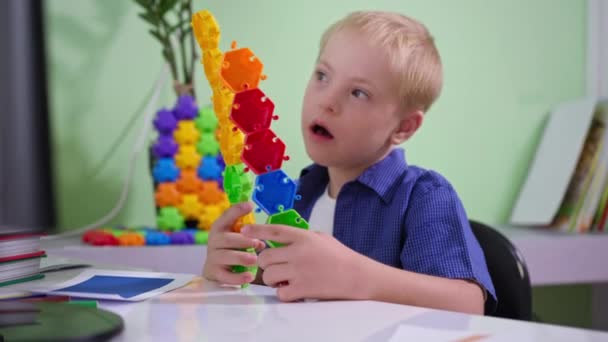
[311, 123, 334, 139]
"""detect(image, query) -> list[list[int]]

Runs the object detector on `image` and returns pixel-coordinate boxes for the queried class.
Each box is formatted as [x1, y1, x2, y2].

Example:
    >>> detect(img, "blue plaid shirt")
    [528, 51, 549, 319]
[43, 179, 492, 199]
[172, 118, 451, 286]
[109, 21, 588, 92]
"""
[294, 148, 497, 311]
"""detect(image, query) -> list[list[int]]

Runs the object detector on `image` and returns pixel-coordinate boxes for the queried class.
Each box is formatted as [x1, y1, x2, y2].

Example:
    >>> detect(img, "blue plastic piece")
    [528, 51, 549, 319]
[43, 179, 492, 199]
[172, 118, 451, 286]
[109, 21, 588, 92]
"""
[145, 231, 170, 245]
[252, 170, 297, 215]
[198, 156, 222, 180]
[152, 158, 180, 182]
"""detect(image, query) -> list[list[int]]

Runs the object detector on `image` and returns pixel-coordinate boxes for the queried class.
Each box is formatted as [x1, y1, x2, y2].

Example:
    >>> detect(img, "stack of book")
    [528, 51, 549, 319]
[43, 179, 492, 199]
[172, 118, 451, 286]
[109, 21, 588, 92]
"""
[0, 233, 45, 287]
[511, 98, 608, 233]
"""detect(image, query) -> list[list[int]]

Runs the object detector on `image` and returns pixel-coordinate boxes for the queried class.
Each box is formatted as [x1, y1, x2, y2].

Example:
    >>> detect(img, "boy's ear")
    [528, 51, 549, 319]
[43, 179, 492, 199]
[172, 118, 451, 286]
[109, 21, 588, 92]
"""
[391, 110, 424, 145]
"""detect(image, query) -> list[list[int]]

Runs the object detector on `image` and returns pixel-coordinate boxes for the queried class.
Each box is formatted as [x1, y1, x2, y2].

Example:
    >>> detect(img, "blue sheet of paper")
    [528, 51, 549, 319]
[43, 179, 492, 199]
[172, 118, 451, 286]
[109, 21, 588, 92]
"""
[55, 275, 173, 299]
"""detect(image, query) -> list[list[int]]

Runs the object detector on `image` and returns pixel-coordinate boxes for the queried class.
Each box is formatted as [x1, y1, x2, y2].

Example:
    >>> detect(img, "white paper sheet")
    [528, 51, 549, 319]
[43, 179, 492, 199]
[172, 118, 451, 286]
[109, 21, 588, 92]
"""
[24, 269, 195, 301]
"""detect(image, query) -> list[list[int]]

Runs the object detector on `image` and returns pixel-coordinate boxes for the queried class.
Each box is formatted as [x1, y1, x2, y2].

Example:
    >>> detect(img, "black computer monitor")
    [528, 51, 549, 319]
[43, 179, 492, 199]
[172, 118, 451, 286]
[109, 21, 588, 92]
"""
[0, 0, 55, 234]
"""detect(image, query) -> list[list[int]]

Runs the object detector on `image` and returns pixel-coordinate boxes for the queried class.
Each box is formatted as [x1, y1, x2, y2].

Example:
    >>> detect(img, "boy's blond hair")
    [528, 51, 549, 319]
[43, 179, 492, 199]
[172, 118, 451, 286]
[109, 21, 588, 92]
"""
[320, 11, 443, 112]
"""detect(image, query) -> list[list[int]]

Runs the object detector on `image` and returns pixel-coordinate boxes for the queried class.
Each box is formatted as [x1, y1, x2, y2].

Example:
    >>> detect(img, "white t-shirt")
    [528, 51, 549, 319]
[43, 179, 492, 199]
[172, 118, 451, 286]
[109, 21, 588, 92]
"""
[308, 186, 336, 235]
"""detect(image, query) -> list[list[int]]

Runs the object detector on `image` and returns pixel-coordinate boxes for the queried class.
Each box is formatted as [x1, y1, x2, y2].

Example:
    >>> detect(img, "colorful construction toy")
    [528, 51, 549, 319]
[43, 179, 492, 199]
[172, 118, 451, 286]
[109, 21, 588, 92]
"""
[82, 91, 228, 246]
[83, 9, 308, 257]
[192, 9, 309, 286]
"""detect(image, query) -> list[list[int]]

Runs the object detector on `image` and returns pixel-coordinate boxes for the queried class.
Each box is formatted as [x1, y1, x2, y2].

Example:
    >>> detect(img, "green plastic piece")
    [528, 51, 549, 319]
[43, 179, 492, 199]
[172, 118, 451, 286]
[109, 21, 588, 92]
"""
[197, 133, 220, 156]
[194, 231, 209, 244]
[231, 247, 258, 288]
[108, 228, 124, 237]
[223, 164, 253, 204]
[68, 300, 98, 308]
[267, 209, 309, 248]
[156, 207, 185, 231]
[195, 106, 219, 133]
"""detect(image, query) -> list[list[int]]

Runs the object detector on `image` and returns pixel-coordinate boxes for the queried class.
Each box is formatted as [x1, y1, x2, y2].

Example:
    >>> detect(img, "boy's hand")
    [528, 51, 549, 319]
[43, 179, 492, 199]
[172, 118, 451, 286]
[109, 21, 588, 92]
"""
[241, 224, 366, 302]
[202, 202, 266, 285]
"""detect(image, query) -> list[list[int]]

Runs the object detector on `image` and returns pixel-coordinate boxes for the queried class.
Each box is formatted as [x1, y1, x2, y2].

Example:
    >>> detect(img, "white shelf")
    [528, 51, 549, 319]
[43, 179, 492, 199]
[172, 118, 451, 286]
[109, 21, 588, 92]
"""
[497, 225, 608, 286]
[43, 226, 608, 286]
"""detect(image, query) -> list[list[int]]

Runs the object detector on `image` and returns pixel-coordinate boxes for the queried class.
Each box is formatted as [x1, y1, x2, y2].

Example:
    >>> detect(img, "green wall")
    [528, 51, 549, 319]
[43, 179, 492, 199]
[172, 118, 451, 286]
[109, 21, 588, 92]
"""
[45, 0, 590, 329]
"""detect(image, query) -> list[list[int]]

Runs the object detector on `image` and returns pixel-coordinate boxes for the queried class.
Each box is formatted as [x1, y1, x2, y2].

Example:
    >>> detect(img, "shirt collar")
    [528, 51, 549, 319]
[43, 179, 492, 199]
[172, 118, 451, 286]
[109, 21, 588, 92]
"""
[297, 147, 408, 204]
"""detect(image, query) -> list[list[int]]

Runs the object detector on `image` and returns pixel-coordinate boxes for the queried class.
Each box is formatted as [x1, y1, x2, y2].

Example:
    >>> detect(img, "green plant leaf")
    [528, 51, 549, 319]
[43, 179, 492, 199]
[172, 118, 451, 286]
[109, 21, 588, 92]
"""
[159, 0, 179, 14]
[149, 29, 165, 44]
[133, 0, 151, 8]
[139, 12, 158, 25]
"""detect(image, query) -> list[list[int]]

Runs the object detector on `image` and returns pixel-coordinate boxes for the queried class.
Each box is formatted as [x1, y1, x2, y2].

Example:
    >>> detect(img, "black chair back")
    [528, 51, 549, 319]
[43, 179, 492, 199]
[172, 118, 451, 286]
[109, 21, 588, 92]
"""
[469, 220, 532, 320]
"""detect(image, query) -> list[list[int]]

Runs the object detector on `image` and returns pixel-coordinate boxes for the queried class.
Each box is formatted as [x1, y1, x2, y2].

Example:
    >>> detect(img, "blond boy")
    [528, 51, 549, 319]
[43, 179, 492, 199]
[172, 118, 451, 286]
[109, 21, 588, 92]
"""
[203, 11, 496, 315]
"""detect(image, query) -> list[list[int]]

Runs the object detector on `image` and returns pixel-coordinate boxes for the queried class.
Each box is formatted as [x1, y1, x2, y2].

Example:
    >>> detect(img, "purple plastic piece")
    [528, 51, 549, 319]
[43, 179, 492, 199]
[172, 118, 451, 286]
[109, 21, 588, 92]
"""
[154, 109, 177, 134]
[216, 154, 226, 169]
[153, 136, 178, 158]
[170, 231, 194, 244]
[173, 95, 198, 120]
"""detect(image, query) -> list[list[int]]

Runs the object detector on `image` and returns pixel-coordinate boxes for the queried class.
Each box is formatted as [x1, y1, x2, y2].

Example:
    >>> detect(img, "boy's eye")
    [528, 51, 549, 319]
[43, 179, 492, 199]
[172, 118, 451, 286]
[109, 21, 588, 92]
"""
[352, 88, 369, 99]
[315, 70, 327, 82]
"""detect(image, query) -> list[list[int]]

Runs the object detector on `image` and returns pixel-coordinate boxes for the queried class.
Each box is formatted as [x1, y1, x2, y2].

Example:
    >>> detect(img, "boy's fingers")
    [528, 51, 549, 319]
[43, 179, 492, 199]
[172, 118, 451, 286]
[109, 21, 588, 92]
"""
[214, 232, 263, 250]
[277, 283, 303, 302]
[262, 263, 293, 287]
[241, 224, 304, 244]
[214, 268, 255, 285]
[214, 249, 258, 266]
[258, 247, 289, 269]
[210, 202, 253, 233]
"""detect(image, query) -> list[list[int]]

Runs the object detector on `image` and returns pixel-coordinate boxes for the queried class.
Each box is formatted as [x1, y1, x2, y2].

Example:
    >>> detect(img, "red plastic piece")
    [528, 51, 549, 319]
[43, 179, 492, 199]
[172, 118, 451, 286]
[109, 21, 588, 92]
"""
[241, 129, 286, 175]
[230, 89, 276, 134]
[83, 230, 119, 246]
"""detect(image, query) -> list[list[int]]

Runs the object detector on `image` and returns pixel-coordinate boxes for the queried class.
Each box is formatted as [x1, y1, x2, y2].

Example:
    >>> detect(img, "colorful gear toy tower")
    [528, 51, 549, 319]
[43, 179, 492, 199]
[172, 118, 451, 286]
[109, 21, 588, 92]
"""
[82, 96, 229, 247]
[192, 10, 309, 285]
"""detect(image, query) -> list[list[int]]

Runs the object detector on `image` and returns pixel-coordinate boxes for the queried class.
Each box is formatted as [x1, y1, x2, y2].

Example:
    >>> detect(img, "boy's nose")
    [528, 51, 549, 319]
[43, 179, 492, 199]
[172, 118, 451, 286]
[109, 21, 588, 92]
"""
[319, 92, 340, 116]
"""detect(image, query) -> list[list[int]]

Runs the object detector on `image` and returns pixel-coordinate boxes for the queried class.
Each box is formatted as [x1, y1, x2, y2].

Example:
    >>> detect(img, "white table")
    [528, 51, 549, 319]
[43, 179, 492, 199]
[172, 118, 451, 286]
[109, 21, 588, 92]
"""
[95, 278, 608, 342]
[4, 252, 598, 341]
[42, 225, 608, 331]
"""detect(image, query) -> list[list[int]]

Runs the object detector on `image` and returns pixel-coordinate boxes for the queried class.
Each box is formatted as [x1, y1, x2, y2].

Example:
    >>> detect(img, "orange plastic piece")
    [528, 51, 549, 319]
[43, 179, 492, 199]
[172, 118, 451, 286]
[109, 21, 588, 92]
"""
[198, 181, 227, 205]
[197, 205, 223, 230]
[220, 48, 263, 93]
[155, 183, 183, 207]
[176, 169, 204, 193]
[174, 121, 200, 145]
[177, 194, 204, 219]
[175, 145, 201, 169]
[118, 232, 145, 246]
[233, 212, 255, 233]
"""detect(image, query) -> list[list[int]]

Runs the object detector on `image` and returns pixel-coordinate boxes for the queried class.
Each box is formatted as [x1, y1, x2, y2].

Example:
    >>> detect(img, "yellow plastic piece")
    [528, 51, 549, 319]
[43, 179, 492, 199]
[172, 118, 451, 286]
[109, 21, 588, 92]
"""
[191, 10, 220, 50]
[232, 212, 255, 233]
[197, 205, 223, 230]
[175, 145, 201, 169]
[203, 49, 223, 86]
[177, 194, 204, 220]
[174, 121, 200, 145]
[193, 9, 244, 167]
[218, 125, 244, 165]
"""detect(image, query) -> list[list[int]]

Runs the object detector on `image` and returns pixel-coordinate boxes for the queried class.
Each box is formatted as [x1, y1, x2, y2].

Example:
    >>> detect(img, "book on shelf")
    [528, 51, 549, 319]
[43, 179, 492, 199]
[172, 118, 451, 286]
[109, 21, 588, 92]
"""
[510, 97, 608, 233]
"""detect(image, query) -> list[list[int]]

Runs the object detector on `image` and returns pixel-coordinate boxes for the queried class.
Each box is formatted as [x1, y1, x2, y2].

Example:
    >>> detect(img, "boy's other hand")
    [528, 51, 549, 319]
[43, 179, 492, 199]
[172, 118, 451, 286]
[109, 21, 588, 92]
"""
[241, 223, 365, 302]
[202, 202, 266, 285]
